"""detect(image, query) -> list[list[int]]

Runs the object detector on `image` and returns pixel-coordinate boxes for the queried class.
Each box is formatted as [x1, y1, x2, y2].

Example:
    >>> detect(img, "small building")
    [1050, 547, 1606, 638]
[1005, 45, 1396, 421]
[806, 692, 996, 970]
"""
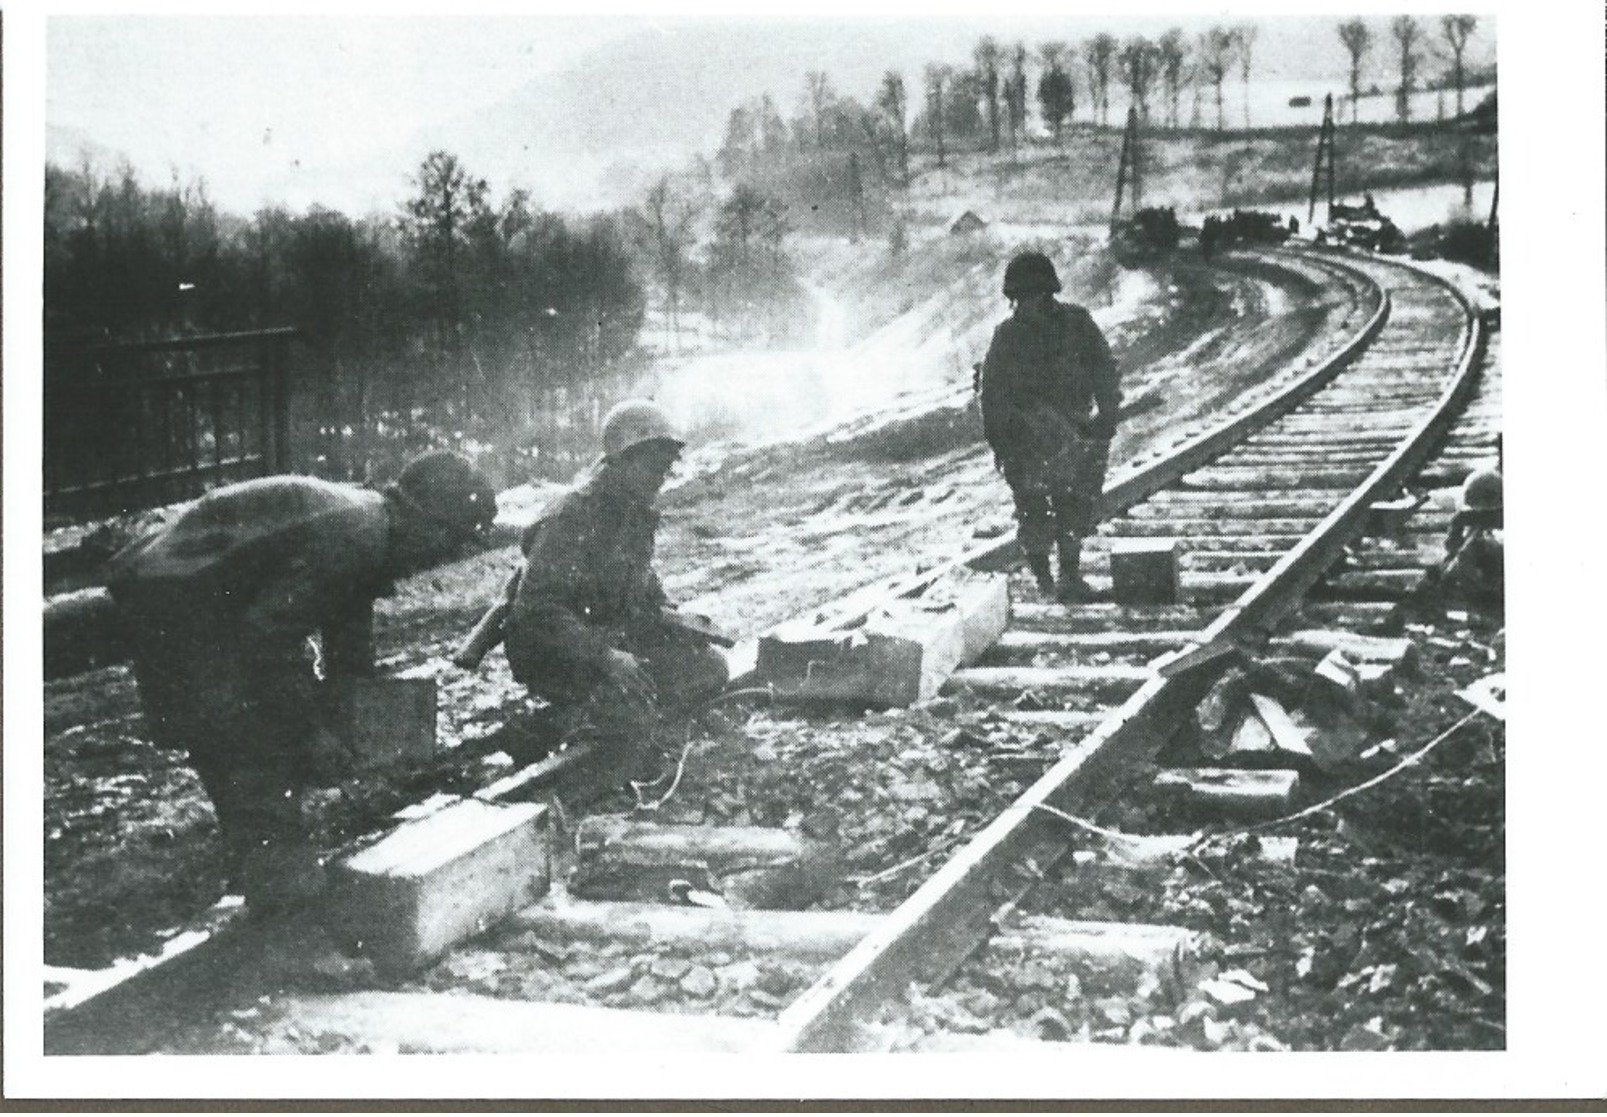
[948, 209, 987, 235]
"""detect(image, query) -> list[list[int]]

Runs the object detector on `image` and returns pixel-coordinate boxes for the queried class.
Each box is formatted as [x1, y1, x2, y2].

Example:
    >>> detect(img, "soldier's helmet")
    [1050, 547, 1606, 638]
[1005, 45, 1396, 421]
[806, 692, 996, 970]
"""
[601, 399, 685, 459]
[1458, 467, 1503, 513]
[1003, 251, 1062, 299]
[394, 451, 497, 539]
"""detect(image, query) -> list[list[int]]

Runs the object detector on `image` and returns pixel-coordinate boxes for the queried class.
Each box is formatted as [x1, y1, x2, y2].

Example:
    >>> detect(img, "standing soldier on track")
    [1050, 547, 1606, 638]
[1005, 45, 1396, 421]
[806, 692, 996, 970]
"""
[500, 399, 730, 786]
[979, 250, 1122, 603]
[103, 452, 497, 914]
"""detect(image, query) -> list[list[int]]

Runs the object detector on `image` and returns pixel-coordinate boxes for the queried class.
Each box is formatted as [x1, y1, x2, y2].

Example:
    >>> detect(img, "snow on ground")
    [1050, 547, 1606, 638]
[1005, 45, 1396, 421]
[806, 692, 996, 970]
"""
[1401, 259, 1501, 316]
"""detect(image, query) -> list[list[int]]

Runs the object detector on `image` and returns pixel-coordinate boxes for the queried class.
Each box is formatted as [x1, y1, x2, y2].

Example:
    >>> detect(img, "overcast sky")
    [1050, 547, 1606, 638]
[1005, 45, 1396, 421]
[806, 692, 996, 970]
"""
[43, 8, 1497, 219]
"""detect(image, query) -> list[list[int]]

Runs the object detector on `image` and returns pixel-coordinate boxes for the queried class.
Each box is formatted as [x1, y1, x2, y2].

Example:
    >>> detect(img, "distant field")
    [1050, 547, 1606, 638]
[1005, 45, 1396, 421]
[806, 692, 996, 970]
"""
[895, 119, 1495, 236]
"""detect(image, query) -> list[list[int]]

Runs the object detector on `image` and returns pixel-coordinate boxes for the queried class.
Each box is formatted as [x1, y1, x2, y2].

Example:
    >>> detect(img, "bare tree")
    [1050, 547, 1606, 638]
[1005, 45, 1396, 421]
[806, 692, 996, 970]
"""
[1338, 19, 1373, 124]
[1084, 34, 1118, 125]
[1390, 16, 1422, 124]
[924, 63, 950, 169]
[757, 93, 788, 153]
[1440, 14, 1478, 116]
[1200, 27, 1235, 131]
[974, 37, 1003, 152]
[1037, 42, 1076, 142]
[877, 70, 910, 188]
[631, 176, 700, 352]
[716, 104, 756, 179]
[1156, 28, 1189, 128]
[403, 150, 491, 356]
[805, 70, 834, 148]
[1232, 24, 1258, 128]
[1004, 43, 1029, 149]
[1119, 37, 1160, 123]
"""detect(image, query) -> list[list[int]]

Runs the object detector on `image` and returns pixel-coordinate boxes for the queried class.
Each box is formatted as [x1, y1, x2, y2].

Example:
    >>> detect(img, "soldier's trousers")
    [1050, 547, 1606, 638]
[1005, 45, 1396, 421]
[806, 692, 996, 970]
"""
[116, 590, 324, 912]
[1001, 434, 1111, 556]
[559, 623, 730, 780]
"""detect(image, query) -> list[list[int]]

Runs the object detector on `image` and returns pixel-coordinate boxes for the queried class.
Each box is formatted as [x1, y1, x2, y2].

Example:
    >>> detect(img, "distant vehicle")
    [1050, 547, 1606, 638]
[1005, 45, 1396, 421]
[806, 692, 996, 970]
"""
[1208, 208, 1295, 247]
[1288, 95, 1313, 108]
[1317, 195, 1405, 252]
[1111, 206, 1181, 263]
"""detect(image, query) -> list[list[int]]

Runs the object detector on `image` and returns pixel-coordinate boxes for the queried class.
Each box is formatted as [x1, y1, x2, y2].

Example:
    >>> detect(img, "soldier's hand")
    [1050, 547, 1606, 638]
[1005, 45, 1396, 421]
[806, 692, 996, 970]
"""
[604, 648, 657, 710]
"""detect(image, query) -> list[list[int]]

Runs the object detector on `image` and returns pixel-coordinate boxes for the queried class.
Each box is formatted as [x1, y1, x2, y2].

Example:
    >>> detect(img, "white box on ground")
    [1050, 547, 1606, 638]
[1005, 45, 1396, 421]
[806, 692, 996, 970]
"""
[328, 798, 551, 972]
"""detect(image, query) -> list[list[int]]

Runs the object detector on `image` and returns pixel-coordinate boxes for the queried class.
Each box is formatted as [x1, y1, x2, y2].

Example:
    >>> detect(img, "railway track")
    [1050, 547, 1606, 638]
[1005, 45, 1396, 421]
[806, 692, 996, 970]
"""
[42, 246, 1497, 1056]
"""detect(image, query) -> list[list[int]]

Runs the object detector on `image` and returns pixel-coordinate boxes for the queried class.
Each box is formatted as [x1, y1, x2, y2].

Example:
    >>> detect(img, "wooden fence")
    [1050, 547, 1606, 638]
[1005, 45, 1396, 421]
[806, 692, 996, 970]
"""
[44, 328, 297, 521]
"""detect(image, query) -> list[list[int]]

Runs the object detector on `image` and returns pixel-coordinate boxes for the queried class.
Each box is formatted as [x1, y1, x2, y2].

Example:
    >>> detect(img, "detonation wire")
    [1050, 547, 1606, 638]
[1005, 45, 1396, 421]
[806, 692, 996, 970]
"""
[1028, 709, 1489, 859]
[1200, 708, 1485, 847]
[630, 684, 779, 812]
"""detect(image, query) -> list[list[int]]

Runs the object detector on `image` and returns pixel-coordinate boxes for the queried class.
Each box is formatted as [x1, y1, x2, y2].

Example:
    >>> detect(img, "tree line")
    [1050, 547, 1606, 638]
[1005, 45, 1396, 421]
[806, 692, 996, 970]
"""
[711, 15, 1487, 179]
[45, 152, 648, 480]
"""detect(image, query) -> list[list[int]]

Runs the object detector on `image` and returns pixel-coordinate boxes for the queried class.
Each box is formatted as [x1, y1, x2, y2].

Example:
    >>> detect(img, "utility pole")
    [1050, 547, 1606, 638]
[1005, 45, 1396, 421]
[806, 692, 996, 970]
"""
[1111, 107, 1142, 231]
[1308, 93, 1337, 226]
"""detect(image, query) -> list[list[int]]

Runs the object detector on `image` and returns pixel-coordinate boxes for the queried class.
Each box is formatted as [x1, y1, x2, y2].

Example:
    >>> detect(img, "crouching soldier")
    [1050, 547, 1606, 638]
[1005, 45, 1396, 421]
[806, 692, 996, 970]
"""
[1436, 466, 1504, 604]
[103, 452, 496, 914]
[502, 399, 730, 784]
[979, 250, 1122, 603]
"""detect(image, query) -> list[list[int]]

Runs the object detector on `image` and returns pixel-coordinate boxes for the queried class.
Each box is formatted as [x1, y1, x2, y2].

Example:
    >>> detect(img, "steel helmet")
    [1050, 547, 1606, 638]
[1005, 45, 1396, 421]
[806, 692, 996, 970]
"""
[1459, 467, 1503, 513]
[601, 399, 684, 459]
[394, 451, 497, 539]
[1002, 251, 1062, 299]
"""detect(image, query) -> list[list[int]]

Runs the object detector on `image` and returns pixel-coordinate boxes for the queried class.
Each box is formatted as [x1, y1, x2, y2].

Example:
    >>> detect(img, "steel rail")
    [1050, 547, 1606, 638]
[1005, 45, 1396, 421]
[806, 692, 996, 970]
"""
[727, 249, 1387, 679]
[41, 248, 1397, 1051]
[763, 250, 1483, 1052]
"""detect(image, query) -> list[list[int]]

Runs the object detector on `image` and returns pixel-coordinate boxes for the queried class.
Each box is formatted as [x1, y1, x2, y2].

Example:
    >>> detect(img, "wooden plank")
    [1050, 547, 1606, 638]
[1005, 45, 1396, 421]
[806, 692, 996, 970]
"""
[943, 665, 1152, 702]
[1153, 768, 1300, 816]
[1248, 693, 1315, 759]
[763, 672, 1185, 1052]
[756, 573, 1008, 706]
[326, 799, 553, 973]
[505, 898, 881, 960]
[262, 993, 775, 1054]
[570, 816, 840, 910]
[1270, 629, 1418, 671]
[992, 630, 1195, 657]
[1010, 602, 1220, 634]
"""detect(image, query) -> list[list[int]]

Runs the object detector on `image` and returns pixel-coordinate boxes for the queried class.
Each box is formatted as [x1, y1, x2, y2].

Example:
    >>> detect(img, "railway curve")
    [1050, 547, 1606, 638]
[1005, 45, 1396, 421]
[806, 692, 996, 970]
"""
[42, 247, 1498, 1056]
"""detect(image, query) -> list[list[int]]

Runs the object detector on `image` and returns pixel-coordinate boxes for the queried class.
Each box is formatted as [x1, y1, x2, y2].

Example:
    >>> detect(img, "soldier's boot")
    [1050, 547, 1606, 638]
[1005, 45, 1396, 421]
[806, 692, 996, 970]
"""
[1025, 553, 1056, 597]
[1056, 535, 1093, 604]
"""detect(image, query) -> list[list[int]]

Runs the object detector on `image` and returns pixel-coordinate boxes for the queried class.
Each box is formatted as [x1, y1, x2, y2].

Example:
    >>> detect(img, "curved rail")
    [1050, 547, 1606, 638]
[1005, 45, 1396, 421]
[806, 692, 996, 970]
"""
[766, 249, 1483, 1051]
[44, 248, 1487, 1055]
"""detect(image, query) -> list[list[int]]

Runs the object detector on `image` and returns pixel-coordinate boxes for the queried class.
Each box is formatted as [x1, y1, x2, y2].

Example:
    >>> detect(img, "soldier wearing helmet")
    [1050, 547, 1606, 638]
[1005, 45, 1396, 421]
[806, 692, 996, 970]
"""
[102, 451, 496, 913]
[1435, 465, 1503, 603]
[502, 399, 729, 784]
[979, 250, 1121, 602]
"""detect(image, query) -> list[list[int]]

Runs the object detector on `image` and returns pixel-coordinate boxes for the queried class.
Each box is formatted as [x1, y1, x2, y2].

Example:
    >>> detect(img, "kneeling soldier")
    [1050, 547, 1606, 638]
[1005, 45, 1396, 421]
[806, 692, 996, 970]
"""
[1438, 466, 1504, 604]
[502, 399, 730, 783]
[104, 452, 496, 913]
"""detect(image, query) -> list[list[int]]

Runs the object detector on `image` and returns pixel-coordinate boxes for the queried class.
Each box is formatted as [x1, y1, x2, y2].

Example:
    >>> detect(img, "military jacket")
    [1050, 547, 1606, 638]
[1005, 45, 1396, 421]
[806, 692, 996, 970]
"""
[979, 299, 1120, 456]
[104, 475, 393, 676]
[504, 464, 668, 700]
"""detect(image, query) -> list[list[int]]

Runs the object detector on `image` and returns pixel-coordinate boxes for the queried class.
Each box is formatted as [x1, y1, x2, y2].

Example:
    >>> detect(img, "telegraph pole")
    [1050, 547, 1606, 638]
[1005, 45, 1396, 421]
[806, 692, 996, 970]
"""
[1111, 107, 1142, 232]
[1308, 93, 1337, 226]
